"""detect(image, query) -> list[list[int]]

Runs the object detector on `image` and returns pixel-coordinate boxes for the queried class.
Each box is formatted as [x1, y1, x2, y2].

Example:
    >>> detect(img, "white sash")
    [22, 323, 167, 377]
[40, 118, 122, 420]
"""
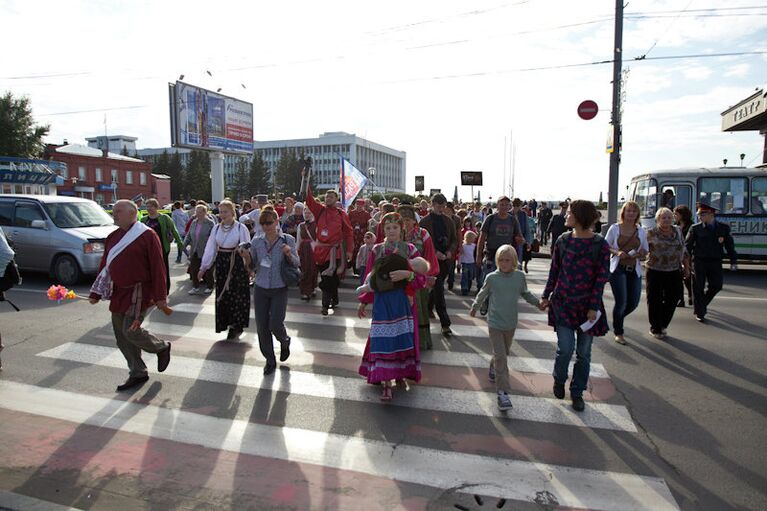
[90, 222, 150, 300]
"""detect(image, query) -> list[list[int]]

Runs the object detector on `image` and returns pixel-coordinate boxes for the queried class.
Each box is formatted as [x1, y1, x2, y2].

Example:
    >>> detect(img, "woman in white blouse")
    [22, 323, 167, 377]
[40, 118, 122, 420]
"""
[198, 200, 251, 340]
[605, 201, 649, 345]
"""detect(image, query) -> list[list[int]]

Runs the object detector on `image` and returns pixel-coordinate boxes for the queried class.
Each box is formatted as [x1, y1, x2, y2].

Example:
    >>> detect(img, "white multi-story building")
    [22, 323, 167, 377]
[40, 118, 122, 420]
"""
[86, 135, 138, 155]
[254, 132, 406, 193]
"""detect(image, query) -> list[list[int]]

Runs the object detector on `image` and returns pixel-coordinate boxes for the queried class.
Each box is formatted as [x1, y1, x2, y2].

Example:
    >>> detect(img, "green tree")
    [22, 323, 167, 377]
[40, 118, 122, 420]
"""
[230, 158, 250, 201]
[185, 150, 211, 201]
[273, 150, 303, 197]
[247, 152, 270, 196]
[167, 151, 184, 199]
[152, 149, 170, 175]
[0, 91, 50, 157]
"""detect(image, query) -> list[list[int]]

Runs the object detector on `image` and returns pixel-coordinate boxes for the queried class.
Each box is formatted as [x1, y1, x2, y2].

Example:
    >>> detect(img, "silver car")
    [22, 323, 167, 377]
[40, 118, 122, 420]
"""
[0, 195, 117, 285]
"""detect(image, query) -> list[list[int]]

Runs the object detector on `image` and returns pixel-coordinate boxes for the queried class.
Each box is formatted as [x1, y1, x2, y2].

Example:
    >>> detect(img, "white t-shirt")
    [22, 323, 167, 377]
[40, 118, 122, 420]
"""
[460, 243, 476, 264]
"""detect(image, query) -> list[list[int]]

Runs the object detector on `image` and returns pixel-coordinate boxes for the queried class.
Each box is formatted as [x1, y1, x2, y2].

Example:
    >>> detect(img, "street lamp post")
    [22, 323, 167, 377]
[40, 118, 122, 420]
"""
[367, 167, 376, 198]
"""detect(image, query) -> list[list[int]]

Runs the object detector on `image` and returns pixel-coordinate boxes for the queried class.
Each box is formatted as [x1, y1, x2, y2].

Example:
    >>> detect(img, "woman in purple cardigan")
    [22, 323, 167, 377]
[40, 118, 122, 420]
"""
[540, 200, 610, 412]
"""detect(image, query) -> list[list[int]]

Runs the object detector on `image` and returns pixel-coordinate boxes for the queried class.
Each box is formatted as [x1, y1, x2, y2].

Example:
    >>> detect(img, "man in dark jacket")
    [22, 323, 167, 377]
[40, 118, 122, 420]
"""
[546, 202, 568, 250]
[685, 203, 737, 322]
[419, 193, 456, 336]
[538, 203, 553, 244]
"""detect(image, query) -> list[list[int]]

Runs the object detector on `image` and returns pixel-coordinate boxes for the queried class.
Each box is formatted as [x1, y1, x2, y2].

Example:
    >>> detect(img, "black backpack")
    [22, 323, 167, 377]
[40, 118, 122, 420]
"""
[0, 259, 21, 311]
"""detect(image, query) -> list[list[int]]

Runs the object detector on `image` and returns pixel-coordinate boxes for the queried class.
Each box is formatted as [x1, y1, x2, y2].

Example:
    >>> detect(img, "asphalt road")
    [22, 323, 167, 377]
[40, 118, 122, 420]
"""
[0, 259, 764, 510]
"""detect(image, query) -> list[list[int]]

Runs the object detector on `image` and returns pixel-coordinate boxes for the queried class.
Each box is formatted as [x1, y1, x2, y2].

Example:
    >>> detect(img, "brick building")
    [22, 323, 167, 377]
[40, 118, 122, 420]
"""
[44, 143, 170, 205]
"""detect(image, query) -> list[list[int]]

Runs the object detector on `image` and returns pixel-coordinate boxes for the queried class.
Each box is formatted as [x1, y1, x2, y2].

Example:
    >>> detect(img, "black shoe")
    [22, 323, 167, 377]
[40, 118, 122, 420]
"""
[676, 300, 685, 308]
[116, 375, 149, 392]
[331, 298, 339, 307]
[263, 363, 277, 376]
[479, 303, 488, 316]
[695, 315, 706, 323]
[227, 328, 242, 340]
[447, 284, 454, 291]
[524, 265, 529, 274]
[553, 382, 565, 399]
[441, 326, 453, 337]
[301, 295, 311, 301]
[157, 343, 171, 372]
[321, 307, 329, 316]
[279, 338, 291, 362]
[572, 396, 585, 412]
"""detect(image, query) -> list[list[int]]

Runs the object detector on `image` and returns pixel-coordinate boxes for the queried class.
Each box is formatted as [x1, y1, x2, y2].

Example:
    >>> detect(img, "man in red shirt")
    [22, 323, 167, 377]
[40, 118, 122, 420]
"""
[89, 200, 171, 391]
[304, 186, 354, 315]
[348, 199, 371, 273]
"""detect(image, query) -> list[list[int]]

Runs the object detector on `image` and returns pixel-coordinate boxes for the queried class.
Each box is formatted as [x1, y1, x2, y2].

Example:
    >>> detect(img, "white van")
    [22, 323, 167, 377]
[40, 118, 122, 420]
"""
[0, 195, 117, 285]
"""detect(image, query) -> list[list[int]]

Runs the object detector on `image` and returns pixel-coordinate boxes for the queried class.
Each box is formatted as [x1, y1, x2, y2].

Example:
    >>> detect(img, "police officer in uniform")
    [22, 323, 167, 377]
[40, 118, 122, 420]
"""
[685, 203, 737, 322]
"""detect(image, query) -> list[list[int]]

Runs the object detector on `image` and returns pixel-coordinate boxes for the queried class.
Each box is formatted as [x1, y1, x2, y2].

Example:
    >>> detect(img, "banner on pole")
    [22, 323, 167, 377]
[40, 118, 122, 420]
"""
[339, 158, 368, 210]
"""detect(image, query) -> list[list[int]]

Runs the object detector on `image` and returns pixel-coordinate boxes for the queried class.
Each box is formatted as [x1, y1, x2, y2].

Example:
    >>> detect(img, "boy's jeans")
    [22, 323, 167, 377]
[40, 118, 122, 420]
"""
[461, 262, 477, 294]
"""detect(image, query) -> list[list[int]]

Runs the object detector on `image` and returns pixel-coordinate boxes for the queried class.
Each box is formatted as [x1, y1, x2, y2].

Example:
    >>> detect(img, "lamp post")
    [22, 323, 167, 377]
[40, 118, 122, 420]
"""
[740, 153, 746, 167]
[367, 167, 376, 199]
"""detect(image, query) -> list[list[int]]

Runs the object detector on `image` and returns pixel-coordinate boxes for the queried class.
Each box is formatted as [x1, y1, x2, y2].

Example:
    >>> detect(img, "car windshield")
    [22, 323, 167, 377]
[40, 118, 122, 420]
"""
[44, 202, 115, 228]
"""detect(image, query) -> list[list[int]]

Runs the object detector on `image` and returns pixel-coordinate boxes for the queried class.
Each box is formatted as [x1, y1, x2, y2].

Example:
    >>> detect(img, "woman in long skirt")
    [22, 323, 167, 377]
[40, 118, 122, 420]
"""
[199, 200, 251, 339]
[398, 205, 439, 350]
[358, 212, 425, 401]
[297, 208, 318, 300]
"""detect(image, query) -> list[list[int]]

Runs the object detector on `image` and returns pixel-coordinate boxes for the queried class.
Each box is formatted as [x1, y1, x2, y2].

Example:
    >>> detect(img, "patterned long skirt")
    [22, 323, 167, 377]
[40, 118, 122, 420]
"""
[359, 289, 421, 384]
[214, 251, 250, 333]
[298, 241, 317, 296]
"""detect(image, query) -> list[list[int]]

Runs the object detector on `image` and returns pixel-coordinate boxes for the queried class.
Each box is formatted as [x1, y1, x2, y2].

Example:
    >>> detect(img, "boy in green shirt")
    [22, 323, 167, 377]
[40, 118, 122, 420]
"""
[470, 244, 539, 411]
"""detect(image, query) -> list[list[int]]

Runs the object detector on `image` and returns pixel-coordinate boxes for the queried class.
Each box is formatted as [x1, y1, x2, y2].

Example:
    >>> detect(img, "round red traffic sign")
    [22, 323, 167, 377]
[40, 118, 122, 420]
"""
[577, 100, 599, 120]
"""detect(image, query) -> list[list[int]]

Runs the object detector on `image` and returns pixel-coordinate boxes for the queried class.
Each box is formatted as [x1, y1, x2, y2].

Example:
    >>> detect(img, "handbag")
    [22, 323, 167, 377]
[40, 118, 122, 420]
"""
[279, 235, 301, 287]
[531, 239, 541, 253]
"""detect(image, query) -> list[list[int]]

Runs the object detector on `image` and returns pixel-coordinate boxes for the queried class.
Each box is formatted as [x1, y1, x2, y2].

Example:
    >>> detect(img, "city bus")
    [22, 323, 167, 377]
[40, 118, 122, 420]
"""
[627, 167, 767, 261]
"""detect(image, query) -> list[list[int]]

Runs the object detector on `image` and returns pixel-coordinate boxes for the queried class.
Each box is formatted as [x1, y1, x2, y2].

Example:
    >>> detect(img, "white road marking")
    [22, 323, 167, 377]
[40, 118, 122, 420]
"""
[169, 302, 557, 342]
[0, 380, 677, 510]
[37, 342, 633, 431]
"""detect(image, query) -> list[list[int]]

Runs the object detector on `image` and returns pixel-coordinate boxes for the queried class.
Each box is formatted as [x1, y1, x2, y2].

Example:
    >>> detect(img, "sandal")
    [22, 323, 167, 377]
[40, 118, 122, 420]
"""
[380, 383, 393, 401]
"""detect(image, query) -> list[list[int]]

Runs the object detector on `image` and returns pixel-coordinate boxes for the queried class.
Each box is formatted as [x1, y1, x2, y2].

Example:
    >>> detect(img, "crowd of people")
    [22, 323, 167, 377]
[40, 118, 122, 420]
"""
[84, 190, 736, 413]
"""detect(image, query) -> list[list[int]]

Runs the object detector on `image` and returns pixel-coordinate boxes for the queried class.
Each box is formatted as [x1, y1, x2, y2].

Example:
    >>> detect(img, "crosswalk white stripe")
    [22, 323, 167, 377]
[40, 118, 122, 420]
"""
[284, 297, 548, 321]
[138, 318, 610, 378]
[0, 380, 677, 510]
[99, 322, 610, 378]
[168, 303, 557, 342]
[334, 284, 547, 299]
[37, 342, 634, 431]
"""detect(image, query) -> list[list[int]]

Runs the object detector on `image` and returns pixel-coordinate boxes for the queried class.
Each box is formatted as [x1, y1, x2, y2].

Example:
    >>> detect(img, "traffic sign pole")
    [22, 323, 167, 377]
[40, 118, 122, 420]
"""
[607, 0, 623, 227]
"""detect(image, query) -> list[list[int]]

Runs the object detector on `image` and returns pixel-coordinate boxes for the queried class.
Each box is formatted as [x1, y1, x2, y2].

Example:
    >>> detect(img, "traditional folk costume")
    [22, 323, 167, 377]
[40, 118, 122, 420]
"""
[403, 225, 440, 350]
[348, 202, 371, 269]
[297, 220, 318, 298]
[304, 187, 354, 312]
[358, 240, 424, 384]
[89, 221, 170, 380]
[200, 221, 252, 335]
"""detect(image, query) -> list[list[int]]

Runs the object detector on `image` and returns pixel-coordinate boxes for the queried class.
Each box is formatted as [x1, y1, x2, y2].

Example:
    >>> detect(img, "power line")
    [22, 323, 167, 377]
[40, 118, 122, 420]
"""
[636, 0, 696, 60]
[38, 105, 148, 117]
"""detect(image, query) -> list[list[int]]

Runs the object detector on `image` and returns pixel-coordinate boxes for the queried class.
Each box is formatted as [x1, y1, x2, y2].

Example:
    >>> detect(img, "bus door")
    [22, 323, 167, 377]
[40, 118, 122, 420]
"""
[698, 176, 751, 258]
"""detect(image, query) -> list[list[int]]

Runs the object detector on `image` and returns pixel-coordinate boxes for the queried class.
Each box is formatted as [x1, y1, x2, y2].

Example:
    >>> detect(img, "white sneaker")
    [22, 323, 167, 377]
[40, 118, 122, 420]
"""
[203, 287, 213, 294]
[188, 288, 200, 295]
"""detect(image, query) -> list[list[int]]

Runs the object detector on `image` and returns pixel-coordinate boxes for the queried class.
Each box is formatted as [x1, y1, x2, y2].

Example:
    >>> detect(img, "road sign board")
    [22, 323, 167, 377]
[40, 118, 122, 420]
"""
[578, 100, 599, 120]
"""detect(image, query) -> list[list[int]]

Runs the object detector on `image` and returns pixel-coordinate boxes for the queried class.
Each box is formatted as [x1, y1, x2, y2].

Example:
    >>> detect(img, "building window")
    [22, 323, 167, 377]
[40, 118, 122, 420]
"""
[126, 171, 133, 185]
[78, 166, 86, 180]
[95, 194, 104, 204]
[140, 172, 147, 185]
[95, 168, 102, 182]
[60, 166, 69, 179]
[111, 169, 118, 183]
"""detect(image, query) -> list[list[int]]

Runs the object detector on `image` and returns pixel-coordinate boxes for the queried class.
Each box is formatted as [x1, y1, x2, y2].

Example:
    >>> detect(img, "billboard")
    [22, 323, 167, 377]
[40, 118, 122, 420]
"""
[415, 176, 424, 191]
[429, 188, 441, 196]
[169, 81, 254, 154]
[461, 171, 483, 186]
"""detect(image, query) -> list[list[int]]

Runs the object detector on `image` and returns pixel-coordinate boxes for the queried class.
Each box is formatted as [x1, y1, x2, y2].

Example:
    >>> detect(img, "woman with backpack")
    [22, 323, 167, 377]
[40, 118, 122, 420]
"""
[605, 201, 648, 345]
[540, 200, 610, 412]
[646, 207, 690, 339]
[241, 209, 299, 375]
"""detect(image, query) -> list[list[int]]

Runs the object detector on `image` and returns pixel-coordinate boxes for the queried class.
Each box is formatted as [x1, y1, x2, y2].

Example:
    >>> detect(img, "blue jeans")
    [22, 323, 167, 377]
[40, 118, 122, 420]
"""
[553, 325, 593, 397]
[477, 259, 496, 289]
[460, 263, 477, 294]
[609, 266, 642, 335]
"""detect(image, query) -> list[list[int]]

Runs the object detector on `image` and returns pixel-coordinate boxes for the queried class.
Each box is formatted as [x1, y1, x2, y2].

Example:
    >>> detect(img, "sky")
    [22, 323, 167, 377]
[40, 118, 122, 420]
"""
[2, 0, 766, 202]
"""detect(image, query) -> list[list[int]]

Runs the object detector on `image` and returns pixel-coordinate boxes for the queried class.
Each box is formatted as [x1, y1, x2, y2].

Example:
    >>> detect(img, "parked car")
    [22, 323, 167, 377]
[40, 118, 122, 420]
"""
[0, 195, 117, 285]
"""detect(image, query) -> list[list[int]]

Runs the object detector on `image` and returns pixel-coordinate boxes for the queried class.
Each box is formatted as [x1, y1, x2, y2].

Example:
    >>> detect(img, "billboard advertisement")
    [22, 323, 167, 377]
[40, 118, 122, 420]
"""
[169, 81, 254, 154]
[415, 175, 424, 191]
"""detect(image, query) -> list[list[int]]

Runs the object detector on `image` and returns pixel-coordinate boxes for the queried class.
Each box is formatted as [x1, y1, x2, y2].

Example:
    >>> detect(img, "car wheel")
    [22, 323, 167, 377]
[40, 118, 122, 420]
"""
[53, 254, 82, 286]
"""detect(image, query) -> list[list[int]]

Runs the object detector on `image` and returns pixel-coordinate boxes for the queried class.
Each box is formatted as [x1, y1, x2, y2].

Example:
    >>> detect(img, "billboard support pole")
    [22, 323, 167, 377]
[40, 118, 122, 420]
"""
[211, 152, 225, 203]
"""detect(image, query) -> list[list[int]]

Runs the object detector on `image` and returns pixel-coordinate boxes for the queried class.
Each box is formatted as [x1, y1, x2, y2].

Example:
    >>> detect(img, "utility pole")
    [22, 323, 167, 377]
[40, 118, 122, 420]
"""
[607, 0, 624, 226]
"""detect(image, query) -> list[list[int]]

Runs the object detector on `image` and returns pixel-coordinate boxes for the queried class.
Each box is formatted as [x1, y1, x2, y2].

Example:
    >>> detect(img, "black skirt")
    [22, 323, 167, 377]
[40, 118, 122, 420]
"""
[214, 251, 250, 332]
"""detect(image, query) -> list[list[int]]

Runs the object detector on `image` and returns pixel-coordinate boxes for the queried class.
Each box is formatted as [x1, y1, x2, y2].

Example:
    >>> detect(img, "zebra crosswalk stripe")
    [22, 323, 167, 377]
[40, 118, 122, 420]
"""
[0, 380, 678, 511]
[37, 342, 634, 431]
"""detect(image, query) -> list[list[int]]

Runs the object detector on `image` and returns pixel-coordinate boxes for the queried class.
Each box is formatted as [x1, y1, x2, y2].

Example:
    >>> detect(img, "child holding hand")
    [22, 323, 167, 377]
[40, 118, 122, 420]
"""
[470, 244, 539, 411]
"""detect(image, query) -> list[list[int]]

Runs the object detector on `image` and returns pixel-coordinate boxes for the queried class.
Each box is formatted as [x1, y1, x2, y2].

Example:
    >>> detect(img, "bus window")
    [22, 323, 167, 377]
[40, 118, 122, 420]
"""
[698, 177, 748, 214]
[660, 185, 692, 210]
[751, 177, 767, 214]
[634, 178, 657, 218]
